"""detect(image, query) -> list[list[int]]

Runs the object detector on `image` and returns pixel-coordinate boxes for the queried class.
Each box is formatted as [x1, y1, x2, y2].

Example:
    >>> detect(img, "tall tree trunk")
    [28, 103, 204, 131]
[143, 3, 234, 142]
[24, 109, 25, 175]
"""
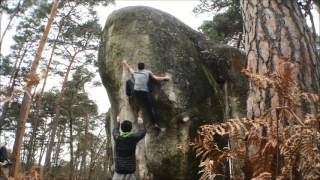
[104, 110, 113, 179]
[74, 129, 82, 179]
[69, 111, 74, 180]
[80, 114, 89, 178]
[241, 0, 320, 119]
[240, 0, 320, 178]
[88, 139, 106, 180]
[37, 120, 49, 166]
[25, 21, 64, 171]
[44, 54, 76, 177]
[52, 125, 65, 167]
[88, 148, 95, 180]
[51, 123, 65, 176]
[74, 133, 81, 179]
[11, 0, 59, 177]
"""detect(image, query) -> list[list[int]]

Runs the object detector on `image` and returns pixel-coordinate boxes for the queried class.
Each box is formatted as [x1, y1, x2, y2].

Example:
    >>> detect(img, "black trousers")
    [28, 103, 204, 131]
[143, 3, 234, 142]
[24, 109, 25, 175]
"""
[133, 90, 157, 125]
[0, 147, 7, 162]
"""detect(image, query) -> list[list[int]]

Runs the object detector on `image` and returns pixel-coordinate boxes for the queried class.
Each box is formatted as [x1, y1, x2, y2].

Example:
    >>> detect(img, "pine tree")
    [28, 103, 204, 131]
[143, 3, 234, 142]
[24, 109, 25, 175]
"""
[43, 12, 102, 177]
[11, 0, 59, 177]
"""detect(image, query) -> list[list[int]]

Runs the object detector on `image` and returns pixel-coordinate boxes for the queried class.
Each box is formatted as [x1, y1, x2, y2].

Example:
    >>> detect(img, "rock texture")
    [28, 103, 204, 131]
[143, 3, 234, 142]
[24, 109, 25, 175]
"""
[98, 6, 247, 180]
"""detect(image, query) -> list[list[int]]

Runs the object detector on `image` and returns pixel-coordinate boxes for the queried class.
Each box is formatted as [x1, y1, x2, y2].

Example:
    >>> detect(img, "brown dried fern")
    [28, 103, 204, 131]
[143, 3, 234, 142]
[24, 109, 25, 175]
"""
[192, 61, 320, 179]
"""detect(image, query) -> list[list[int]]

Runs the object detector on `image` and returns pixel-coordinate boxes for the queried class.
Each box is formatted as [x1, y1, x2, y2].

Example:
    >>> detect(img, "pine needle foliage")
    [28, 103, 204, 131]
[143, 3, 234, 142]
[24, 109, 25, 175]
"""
[192, 60, 320, 179]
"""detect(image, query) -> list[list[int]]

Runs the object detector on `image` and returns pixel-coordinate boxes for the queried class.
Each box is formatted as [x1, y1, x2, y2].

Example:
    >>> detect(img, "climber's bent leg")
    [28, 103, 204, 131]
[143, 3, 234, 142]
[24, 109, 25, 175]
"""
[145, 92, 158, 125]
[133, 90, 158, 126]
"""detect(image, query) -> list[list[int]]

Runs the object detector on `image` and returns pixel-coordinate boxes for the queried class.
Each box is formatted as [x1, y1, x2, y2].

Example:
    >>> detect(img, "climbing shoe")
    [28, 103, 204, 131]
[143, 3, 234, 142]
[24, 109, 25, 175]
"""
[153, 123, 161, 130]
[153, 124, 166, 132]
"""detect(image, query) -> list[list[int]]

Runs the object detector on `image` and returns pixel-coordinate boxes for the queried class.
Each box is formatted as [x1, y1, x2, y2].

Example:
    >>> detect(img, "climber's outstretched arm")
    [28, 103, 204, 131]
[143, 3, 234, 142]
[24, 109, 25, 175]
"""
[151, 74, 171, 81]
[132, 115, 146, 141]
[122, 60, 134, 73]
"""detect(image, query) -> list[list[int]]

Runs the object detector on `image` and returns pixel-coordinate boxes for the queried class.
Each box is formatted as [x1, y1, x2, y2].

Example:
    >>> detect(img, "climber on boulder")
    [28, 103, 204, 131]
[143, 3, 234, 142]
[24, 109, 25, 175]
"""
[112, 114, 146, 180]
[122, 60, 170, 130]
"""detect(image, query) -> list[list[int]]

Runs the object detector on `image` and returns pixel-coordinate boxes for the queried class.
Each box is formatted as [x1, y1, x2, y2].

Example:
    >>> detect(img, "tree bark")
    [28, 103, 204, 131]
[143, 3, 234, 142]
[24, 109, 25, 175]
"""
[11, 0, 59, 177]
[240, 0, 320, 178]
[241, 0, 320, 119]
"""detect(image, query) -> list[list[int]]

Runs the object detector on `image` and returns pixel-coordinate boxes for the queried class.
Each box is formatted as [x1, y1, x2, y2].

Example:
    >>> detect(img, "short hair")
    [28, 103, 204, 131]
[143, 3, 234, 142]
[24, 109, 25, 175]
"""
[121, 120, 132, 132]
[138, 62, 145, 70]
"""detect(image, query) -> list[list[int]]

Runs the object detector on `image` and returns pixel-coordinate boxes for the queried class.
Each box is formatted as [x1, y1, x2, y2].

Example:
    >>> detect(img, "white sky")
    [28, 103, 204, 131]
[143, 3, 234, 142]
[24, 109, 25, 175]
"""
[95, 0, 212, 30]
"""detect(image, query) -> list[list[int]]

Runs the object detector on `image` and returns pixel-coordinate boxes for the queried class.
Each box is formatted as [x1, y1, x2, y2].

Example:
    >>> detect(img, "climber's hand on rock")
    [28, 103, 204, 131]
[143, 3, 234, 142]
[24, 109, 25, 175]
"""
[0, 161, 7, 166]
[116, 115, 120, 123]
[163, 76, 171, 81]
[137, 116, 143, 124]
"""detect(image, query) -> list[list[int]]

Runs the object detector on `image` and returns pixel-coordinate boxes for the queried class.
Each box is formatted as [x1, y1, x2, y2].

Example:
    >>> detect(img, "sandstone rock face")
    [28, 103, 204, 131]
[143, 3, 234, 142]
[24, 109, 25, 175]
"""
[98, 6, 247, 180]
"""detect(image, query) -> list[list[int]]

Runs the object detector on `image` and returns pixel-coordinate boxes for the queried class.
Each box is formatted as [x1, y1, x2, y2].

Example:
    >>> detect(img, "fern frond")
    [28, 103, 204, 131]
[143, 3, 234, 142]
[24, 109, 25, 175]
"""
[251, 172, 272, 180]
[193, 61, 320, 179]
[301, 92, 320, 103]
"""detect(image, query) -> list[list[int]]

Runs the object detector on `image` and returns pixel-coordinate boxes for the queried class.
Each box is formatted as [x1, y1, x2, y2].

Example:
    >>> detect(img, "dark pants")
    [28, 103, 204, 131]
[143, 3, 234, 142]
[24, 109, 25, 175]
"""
[0, 147, 7, 163]
[133, 90, 157, 125]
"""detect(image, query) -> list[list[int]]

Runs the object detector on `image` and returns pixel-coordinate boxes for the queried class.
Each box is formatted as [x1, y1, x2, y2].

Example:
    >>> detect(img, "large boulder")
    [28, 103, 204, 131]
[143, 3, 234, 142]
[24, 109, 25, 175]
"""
[98, 6, 247, 180]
